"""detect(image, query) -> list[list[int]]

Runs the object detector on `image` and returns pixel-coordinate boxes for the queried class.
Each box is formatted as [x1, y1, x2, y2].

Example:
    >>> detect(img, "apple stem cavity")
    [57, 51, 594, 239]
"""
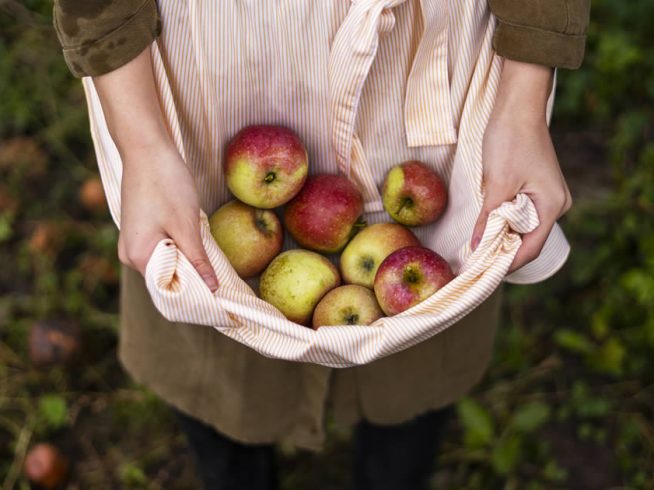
[399, 196, 414, 212]
[346, 313, 359, 325]
[403, 266, 420, 284]
[264, 171, 276, 184]
[361, 256, 375, 272]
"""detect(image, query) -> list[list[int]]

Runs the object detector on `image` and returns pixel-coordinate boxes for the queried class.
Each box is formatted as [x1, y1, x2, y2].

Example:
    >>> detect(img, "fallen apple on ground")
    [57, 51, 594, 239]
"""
[340, 223, 421, 288]
[79, 176, 107, 214]
[224, 125, 308, 208]
[23, 443, 69, 490]
[284, 174, 364, 253]
[260, 249, 341, 325]
[382, 160, 448, 227]
[209, 200, 283, 278]
[312, 285, 384, 329]
[374, 246, 454, 316]
[28, 320, 81, 368]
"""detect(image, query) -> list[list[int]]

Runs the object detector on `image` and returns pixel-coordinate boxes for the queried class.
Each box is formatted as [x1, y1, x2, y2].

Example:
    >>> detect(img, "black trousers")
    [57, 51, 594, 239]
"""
[174, 405, 453, 490]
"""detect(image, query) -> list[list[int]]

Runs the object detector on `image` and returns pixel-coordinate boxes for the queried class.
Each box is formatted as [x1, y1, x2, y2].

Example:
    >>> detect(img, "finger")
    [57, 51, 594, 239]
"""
[121, 231, 168, 276]
[471, 190, 511, 251]
[174, 229, 219, 292]
[508, 216, 556, 273]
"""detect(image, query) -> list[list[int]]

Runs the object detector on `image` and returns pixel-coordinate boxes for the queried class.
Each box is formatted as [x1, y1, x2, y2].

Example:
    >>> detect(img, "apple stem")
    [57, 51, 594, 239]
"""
[264, 172, 276, 184]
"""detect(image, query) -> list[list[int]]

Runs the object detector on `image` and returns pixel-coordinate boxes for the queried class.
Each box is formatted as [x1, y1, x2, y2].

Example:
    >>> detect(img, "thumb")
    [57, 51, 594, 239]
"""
[471, 191, 506, 251]
[174, 231, 219, 293]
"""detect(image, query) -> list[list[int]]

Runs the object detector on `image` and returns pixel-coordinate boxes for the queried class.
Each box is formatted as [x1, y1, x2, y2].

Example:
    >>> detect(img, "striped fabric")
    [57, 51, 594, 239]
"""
[81, 0, 570, 368]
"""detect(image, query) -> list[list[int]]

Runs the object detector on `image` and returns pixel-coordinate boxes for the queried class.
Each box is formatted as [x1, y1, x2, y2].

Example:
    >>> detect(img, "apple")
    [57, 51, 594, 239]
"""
[312, 285, 384, 329]
[224, 125, 308, 208]
[23, 443, 69, 490]
[382, 160, 447, 226]
[374, 246, 454, 316]
[260, 249, 340, 325]
[284, 174, 364, 253]
[209, 200, 283, 278]
[79, 176, 107, 214]
[28, 320, 81, 368]
[340, 223, 421, 288]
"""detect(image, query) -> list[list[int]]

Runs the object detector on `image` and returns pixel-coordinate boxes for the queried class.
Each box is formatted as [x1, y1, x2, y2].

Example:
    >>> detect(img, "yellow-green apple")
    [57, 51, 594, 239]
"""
[382, 161, 447, 226]
[374, 246, 454, 316]
[260, 250, 341, 325]
[224, 125, 308, 208]
[340, 223, 421, 288]
[284, 174, 363, 253]
[312, 285, 384, 329]
[209, 200, 283, 278]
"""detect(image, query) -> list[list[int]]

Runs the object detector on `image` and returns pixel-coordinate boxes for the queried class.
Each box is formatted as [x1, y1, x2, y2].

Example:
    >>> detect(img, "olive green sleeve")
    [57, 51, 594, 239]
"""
[53, 0, 161, 78]
[489, 0, 591, 69]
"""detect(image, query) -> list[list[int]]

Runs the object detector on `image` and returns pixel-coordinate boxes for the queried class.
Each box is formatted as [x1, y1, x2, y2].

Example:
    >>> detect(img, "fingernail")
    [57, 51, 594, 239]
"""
[204, 276, 219, 293]
[471, 235, 480, 251]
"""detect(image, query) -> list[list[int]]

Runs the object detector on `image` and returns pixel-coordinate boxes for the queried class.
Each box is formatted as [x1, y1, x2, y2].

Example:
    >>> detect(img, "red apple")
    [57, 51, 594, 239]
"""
[224, 125, 308, 208]
[312, 285, 384, 329]
[374, 246, 454, 316]
[284, 174, 364, 253]
[260, 250, 341, 326]
[79, 176, 107, 214]
[23, 443, 69, 489]
[340, 223, 421, 288]
[28, 320, 81, 368]
[209, 200, 283, 278]
[382, 161, 447, 226]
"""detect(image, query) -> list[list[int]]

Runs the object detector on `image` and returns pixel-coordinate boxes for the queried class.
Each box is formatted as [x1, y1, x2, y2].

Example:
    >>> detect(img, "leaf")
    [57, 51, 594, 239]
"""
[37, 395, 67, 430]
[591, 337, 626, 375]
[491, 434, 522, 475]
[511, 402, 551, 433]
[554, 329, 594, 354]
[457, 398, 495, 448]
[117, 463, 147, 487]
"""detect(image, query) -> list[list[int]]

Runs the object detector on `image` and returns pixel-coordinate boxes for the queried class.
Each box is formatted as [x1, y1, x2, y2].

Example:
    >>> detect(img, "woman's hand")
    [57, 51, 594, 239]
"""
[471, 60, 572, 273]
[94, 47, 219, 291]
[118, 143, 219, 291]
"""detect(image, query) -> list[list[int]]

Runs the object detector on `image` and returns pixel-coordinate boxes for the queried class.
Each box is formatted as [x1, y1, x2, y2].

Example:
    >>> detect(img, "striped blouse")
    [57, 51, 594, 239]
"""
[81, 0, 569, 367]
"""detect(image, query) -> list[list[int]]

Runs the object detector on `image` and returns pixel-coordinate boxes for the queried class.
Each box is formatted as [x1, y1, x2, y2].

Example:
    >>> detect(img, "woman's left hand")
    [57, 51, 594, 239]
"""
[470, 59, 572, 273]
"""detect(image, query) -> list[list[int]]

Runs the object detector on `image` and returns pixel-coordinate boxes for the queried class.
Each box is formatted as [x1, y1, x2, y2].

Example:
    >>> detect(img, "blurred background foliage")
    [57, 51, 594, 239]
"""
[0, 0, 653, 488]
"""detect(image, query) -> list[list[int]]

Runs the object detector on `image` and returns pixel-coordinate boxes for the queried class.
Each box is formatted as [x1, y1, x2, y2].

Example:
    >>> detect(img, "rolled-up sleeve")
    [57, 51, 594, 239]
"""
[489, 0, 591, 69]
[53, 0, 161, 78]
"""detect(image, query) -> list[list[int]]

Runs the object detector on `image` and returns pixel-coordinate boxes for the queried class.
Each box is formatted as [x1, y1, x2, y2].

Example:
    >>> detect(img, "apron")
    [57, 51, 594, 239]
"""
[80, 0, 568, 444]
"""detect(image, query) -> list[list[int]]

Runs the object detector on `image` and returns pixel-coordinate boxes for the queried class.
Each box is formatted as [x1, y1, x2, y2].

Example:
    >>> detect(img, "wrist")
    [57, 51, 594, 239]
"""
[492, 59, 554, 125]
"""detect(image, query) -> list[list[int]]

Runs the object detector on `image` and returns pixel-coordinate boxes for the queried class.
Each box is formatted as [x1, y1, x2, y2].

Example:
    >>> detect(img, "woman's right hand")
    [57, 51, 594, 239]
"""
[118, 143, 219, 292]
[93, 46, 218, 292]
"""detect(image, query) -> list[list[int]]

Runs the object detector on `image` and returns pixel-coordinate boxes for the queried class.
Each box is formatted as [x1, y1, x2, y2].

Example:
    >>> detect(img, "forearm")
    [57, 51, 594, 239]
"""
[492, 59, 554, 124]
[92, 46, 174, 162]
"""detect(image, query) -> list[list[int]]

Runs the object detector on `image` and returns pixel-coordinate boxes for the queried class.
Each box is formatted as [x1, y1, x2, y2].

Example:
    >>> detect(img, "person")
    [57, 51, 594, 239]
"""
[53, 1, 590, 488]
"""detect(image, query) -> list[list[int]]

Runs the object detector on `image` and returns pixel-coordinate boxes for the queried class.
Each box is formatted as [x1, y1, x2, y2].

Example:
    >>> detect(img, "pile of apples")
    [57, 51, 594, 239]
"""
[210, 125, 454, 328]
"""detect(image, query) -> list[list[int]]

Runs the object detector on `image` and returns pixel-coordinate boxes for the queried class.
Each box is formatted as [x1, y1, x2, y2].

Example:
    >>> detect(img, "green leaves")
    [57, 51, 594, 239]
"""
[511, 403, 551, 434]
[491, 434, 521, 475]
[458, 398, 495, 448]
[36, 394, 68, 432]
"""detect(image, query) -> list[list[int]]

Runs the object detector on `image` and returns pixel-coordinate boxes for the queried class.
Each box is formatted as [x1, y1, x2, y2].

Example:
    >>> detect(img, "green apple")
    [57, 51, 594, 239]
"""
[312, 285, 384, 329]
[260, 250, 340, 325]
[340, 223, 421, 288]
[209, 200, 283, 278]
